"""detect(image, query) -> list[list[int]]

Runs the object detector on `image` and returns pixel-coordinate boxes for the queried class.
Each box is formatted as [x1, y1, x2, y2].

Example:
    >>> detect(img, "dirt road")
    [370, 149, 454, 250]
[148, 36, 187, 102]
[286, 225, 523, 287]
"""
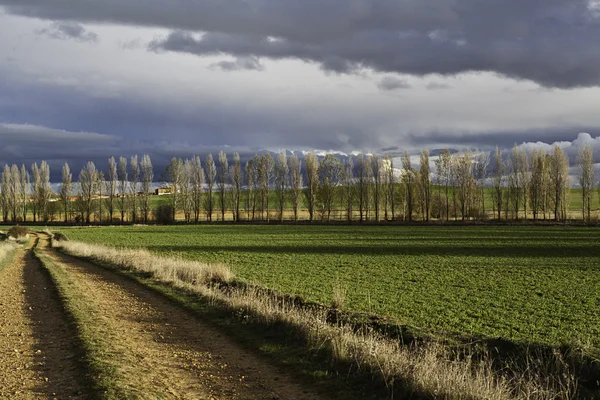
[0, 234, 326, 399]
[0, 238, 89, 399]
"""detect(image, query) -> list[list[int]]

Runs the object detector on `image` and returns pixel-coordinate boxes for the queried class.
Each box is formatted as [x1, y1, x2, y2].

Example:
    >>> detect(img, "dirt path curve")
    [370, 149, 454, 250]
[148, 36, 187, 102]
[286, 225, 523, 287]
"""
[40, 234, 326, 400]
[0, 237, 89, 399]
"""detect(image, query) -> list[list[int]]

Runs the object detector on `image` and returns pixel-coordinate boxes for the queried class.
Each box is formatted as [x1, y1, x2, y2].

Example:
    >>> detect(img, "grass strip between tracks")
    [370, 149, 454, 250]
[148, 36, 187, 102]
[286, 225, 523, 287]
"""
[34, 249, 132, 399]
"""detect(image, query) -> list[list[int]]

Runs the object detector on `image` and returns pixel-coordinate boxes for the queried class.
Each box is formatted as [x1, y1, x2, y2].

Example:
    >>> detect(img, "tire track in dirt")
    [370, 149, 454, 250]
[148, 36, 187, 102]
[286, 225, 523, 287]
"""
[41, 235, 326, 400]
[0, 237, 89, 399]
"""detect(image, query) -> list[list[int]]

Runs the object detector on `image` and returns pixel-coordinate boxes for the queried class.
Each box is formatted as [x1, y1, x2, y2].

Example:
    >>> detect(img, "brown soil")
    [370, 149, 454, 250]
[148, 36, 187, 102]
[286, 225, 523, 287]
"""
[0, 238, 89, 399]
[39, 234, 326, 400]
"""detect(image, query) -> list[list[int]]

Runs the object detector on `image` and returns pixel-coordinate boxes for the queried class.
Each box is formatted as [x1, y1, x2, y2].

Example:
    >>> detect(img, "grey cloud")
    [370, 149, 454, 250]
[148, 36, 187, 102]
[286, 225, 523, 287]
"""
[210, 56, 264, 71]
[37, 21, 99, 43]
[426, 82, 452, 90]
[377, 76, 411, 91]
[4, 0, 600, 87]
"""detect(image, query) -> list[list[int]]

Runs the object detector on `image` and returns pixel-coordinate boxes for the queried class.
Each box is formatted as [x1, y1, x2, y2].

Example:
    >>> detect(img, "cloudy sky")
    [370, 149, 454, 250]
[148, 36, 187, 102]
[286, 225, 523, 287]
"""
[1, 1, 600, 179]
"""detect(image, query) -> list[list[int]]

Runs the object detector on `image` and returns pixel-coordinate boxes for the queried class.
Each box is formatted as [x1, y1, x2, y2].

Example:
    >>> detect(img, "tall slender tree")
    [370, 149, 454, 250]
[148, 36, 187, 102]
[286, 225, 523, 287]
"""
[60, 162, 72, 222]
[318, 154, 343, 221]
[289, 153, 302, 222]
[231, 153, 242, 222]
[550, 145, 570, 221]
[140, 154, 154, 223]
[275, 151, 288, 222]
[20, 165, 29, 222]
[245, 158, 258, 220]
[493, 147, 504, 220]
[107, 157, 118, 222]
[344, 156, 354, 222]
[419, 149, 431, 221]
[578, 144, 594, 222]
[401, 151, 415, 222]
[204, 154, 216, 222]
[117, 157, 128, 222]
[164, 157, 183, 222]
[191, 155, 204, 222]
[440, 149, 452, 221]
[130, 155, 139, 223]
[386, 154, 396, 220]
[79, 161, 98, 223]
[1, 166, 10, 222]
[305, 153, 319, 222]
[372, 153, 381, 222]
[31, 163, 39, 222]
[217, 151, 229, 221]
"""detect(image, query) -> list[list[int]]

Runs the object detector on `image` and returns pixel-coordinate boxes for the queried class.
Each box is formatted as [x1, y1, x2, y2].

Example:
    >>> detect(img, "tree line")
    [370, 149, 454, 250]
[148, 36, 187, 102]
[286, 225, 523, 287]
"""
[0, 144, 596, 224]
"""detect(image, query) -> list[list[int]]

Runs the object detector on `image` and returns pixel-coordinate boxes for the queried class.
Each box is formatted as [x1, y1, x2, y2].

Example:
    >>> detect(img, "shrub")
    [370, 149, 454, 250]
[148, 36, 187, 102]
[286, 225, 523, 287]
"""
[7, 226, 29, 240]
[53, 232, 69, 242]
[153, 204, 175, 225]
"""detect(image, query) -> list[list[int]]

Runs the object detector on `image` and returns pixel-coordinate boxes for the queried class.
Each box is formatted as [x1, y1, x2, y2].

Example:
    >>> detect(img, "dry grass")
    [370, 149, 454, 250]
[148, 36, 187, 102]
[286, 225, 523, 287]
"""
[54, 240, 233, 286]
[53, 239, 579, 400]
[0, 241, 18, 266]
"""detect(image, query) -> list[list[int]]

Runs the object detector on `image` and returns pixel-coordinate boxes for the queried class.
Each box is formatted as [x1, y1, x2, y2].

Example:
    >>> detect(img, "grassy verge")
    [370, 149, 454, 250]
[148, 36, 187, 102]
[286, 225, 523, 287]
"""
[52, 238, 595, 399]
[34, 249, 132, 399]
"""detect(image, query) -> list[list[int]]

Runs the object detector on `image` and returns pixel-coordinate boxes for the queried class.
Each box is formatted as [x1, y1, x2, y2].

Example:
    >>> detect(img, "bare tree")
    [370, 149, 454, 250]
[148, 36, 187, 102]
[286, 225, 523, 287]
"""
[356, 154, 366, 222]
[130, 155, 139, 223]
[107, 157, 118, 222]
[217, 151, 229, 221]
[60, 162, 72, 222]
[117, 157, 128, 223]
[372, 153, 381, 222]
[140, 154, 154, 223]
[163, 157, 183, 222]
[401, 151, 415, 222]
[578, 144, 594, 222]
[79, 161, 99, 223]
[529, 149, 545, 221]
[550, 145, 570, 221]
[474, 152, 489, 220]
[493, 147, 504, 221]
[288, 153, 302, 222]
[204, 154, 216, 222]
[419, 149, 431, 221]
[344, 156, 354, 222]
[182, 159, 194, 223]
[364, 155, 373, 220]
[439, 149, 452, 221]
[318, 154, 343, 221]
[20, 165, 29, 222]
[275, 151, 288, 222]
[455, 150, 475, 221]
[31, 163, 39, 222]
[245, 158, 258, 220]
[98, 171, 105, 223]
[386, 154, 396, 220]
[258, 154, 274, 221]
[1, 166, 10, 222]
[305, 153, 319, 222]
[191, 155, 204, 222]
[231, 153, 242, 222]
[39, 161, 52, 222]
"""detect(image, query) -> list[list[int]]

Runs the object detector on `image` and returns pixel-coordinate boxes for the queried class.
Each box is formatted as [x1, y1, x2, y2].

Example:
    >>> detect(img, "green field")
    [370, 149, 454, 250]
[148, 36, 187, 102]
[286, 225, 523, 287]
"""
[62, 225, 600, 349]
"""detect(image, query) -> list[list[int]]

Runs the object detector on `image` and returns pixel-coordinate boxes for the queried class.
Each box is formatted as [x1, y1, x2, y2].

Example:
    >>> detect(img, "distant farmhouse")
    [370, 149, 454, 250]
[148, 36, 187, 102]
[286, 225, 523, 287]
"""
[155, 186, 174, 195]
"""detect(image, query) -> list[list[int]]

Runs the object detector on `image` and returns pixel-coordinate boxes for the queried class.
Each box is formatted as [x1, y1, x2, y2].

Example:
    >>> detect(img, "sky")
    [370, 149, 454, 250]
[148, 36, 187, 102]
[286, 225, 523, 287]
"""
[1, 1, 600, 179]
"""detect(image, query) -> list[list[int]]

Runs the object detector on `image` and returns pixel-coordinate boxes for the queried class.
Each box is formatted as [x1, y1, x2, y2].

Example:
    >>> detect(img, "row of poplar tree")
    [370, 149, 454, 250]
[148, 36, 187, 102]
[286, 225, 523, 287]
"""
[0, 143, 595, 224]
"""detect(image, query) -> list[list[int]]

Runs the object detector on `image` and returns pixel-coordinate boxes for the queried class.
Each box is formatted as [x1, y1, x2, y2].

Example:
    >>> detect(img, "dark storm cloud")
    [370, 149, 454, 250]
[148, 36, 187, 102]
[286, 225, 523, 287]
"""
[406, 128, 600, 151]
[37, 21, 98, 43]
[3, 0, 599, 87]
[377, 76, 411, 91]
[210, 56, 264, 72]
